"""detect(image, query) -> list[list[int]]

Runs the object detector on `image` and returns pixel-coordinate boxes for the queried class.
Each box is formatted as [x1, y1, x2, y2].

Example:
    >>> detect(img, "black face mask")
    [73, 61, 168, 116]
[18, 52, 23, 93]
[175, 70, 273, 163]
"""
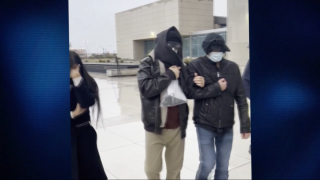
[167, 41, 182, 53]
[155, 27, 183, 68]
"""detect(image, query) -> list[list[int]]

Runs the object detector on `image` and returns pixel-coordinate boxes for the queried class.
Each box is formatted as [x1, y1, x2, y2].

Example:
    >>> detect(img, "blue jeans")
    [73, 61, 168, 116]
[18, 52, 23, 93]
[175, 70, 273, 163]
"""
[195, 126, 233, 180]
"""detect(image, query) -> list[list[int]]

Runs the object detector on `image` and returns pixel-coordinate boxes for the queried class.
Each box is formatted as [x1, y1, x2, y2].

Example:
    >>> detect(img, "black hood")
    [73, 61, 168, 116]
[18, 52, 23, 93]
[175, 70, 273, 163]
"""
[202, 33, 230, 55]
[154, 26, 183, 69]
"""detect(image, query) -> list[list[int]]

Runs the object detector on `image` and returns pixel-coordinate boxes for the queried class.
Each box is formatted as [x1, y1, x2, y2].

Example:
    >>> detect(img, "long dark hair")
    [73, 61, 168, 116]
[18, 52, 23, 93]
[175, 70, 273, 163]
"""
[69, 51, 101, 125]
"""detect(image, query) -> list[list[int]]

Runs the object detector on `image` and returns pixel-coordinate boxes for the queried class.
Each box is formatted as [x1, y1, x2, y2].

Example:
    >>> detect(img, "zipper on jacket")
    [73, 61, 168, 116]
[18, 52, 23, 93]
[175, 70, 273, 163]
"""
[219, 96, 222, 128]
[205, 101, 209, 119]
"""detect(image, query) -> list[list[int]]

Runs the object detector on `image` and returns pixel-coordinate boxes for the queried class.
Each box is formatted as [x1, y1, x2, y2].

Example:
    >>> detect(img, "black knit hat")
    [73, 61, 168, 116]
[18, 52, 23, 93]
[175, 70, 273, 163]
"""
[202, 33, 230, 54]
[167, 30, 182, 43]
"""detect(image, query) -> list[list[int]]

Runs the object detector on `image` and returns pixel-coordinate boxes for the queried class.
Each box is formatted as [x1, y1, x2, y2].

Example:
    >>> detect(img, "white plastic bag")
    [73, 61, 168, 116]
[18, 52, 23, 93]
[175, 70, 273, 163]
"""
[160, 80, 187, 107]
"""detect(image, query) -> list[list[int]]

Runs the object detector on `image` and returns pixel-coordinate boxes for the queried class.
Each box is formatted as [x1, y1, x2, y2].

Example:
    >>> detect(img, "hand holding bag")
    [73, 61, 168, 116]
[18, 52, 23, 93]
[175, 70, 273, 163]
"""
[160, 80, 187, 107]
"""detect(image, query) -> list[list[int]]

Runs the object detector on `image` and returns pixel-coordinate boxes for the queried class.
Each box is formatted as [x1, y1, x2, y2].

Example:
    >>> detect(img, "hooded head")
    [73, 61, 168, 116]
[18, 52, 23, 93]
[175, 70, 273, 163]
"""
[69, 51, 102, 126]
[202, 33, 230, 63]
[202, 33, 230, 55]
[154, 26, 183, 69]
[167, 30, 182, 43]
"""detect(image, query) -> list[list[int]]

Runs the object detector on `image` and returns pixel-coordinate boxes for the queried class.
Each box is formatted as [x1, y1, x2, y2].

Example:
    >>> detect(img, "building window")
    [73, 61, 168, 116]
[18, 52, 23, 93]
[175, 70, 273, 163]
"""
[217, 31, 226, 41]
[191, 35, 206, 58]
[182, 37, 190, 58]
[191, 36, 198, 57]
[144, 40, 156, 57]
[143, 31, 226, 59]
[198, 35, 206, 57]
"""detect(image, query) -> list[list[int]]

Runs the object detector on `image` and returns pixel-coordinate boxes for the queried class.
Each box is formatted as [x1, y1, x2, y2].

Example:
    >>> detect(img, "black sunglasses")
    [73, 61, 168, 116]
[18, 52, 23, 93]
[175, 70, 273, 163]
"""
[167, 43, 182, 49]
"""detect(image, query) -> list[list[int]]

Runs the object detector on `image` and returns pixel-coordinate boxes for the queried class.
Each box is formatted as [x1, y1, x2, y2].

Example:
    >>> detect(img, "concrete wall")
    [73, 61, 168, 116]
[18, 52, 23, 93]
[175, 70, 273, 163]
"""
[115, 0, 214, 60]
[178, 0, 213, 35]
[133, 40, 144, 60]
[226, 0, 249, 68]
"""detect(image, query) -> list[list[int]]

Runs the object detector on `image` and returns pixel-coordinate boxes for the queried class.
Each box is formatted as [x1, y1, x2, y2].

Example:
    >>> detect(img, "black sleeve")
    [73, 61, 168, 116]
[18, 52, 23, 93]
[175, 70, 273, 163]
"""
[242, 60, 250, 99]
[73, 78, 95, 108]
[234, 65, 251, 133]
[185, 62, 222, 100]
[137, 58, 175, 98]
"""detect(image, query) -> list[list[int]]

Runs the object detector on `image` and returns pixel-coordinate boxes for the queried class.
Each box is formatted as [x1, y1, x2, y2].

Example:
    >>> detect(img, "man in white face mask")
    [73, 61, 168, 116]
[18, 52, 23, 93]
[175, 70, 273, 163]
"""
[186, 33, 251, 180]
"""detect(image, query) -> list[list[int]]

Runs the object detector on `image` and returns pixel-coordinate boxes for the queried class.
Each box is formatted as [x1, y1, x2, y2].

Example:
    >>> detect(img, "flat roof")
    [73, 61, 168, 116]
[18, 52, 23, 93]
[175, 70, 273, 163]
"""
[116, 0, 161, 14]
[191, 28, 227, 35]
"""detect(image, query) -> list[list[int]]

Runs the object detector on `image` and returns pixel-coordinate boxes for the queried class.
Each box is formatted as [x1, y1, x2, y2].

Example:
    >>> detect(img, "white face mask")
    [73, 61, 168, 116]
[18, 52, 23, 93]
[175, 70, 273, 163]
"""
[208, 52, 224, 62]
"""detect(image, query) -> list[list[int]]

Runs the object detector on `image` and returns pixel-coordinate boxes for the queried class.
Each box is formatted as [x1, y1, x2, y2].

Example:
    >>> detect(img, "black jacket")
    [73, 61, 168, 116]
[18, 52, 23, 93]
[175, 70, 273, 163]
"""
[70, 78, 95, 124]
[70, 78, 96, 179]
[137, 27, 189, 139]
[186, 57, 251, 133]
[242, 60, 250, 99]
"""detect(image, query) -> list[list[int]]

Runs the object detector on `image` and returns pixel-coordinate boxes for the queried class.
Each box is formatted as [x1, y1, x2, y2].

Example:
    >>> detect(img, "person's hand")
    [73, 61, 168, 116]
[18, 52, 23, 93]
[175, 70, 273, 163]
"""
[218, 78, 227, 91]
[193, 73, 205, 88]
[70, 64, 81, 79]
[71, 103, 87, 119]
[169, 66, 181, 79]
[241, 133, 251, 139]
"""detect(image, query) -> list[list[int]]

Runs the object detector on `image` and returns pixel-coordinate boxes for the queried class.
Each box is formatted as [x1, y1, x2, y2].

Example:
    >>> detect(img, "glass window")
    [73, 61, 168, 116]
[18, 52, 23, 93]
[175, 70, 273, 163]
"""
[182, 37, 190, 58]
[191, 36, 198, 57]
[190, 35, 208, 58]
[198, 35, 206, 44]
[191, 36, 198, 45]
[192, 44, 198, 57]
[144, 42, 148, 56]
[144, 40, 156, 57]
[217, 32, 226, 41]
[198, 35, 206, 57]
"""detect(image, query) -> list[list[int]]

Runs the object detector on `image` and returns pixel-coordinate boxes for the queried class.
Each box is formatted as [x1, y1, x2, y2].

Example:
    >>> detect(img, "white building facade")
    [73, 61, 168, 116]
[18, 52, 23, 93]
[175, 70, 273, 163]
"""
[115, 0, 249, 67]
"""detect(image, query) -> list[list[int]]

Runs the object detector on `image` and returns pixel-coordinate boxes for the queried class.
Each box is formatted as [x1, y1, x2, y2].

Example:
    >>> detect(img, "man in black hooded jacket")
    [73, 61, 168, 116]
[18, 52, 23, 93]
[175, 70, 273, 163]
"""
[137, 26, 191, 180]
[242, 45, 251, 155]
[186, 33, 251, 180]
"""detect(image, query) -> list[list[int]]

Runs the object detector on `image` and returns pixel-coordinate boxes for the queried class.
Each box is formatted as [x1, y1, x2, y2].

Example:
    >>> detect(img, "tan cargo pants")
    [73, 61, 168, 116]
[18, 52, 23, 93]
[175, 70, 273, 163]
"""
[144, 128, 185, 180]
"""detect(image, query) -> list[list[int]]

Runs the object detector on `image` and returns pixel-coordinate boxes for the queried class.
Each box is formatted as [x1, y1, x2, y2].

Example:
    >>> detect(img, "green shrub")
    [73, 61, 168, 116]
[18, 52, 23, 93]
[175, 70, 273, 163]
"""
[183, 57, 193, 64]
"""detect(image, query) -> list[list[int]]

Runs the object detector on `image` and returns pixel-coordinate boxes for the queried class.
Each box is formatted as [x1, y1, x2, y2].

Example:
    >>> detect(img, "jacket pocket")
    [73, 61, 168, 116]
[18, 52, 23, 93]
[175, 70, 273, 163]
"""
[204, 99, 213, 121]
[221, 95, 235, 122]
[141, 97, 157, 126]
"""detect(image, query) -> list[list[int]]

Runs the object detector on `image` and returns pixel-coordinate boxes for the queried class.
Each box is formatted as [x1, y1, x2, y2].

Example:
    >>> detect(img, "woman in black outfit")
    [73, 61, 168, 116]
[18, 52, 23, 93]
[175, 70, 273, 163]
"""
[70, 51, 107, 179]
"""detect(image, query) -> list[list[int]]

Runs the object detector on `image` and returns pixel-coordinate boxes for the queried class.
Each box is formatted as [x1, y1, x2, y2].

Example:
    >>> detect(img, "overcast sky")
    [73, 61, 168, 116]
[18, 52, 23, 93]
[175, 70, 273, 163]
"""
[69, 0, 227, 54]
